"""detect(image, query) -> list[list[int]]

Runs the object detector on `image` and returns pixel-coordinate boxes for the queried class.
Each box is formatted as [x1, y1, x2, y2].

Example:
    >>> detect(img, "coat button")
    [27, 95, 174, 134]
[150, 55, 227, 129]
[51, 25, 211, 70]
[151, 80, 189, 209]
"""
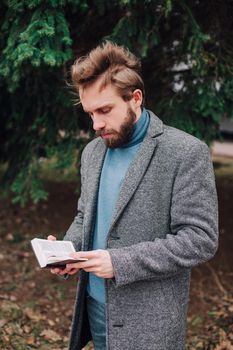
[109, 235, 120, 240]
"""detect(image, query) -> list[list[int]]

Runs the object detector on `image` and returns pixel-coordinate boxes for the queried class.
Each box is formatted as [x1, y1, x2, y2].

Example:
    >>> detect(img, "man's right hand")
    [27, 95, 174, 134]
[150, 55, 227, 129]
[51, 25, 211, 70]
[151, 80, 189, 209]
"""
[47, 235, 80, 276]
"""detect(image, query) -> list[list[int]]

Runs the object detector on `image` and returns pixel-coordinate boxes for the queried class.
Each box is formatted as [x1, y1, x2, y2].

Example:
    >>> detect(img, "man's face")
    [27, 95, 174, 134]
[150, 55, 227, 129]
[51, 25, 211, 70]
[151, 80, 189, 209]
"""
[80, 78, 142, 148]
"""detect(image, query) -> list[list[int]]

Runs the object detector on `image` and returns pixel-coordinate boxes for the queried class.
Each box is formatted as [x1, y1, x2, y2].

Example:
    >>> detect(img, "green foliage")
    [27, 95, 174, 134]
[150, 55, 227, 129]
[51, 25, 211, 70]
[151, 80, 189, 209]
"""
[10, 161, 48, 207]
[1, 0, 233, 205]
[0, 2, 73, 90]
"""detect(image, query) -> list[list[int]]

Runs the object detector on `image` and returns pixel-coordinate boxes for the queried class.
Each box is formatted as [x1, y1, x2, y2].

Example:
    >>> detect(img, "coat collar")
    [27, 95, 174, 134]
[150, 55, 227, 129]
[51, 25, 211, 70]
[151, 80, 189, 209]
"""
[146, 110, 164, 138]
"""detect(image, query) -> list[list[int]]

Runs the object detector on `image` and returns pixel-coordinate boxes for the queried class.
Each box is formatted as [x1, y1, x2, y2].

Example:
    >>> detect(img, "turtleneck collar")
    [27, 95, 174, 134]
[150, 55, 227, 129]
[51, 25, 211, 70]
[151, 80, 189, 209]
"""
[122, 108, 150, 148]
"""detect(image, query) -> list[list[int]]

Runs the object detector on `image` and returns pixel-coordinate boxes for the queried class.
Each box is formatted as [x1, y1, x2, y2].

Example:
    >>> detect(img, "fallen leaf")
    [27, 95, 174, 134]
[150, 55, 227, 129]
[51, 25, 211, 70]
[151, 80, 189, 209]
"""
[26, 335, 36, 345]
[24, 307, 45, 321]
[15, 217, 22, 224]
[5, 233, 14, 241]
[5, 325, 14, 335]
[22, 325, 31, 334]
[0, 319, 7, 327]
[214, 340, 233, 350]
[0, 294, 9, 300]
[48, 319, 56, 326]
[29, 281, 36, 288]
[40, 329, 62, 342]
[3, 335, 10, 342]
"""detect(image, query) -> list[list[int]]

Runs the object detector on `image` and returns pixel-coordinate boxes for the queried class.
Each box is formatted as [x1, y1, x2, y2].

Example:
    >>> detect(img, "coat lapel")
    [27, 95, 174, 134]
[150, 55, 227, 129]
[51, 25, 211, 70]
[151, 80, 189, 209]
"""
[108, 111, 164, 232]
[84, 139, 106, 246]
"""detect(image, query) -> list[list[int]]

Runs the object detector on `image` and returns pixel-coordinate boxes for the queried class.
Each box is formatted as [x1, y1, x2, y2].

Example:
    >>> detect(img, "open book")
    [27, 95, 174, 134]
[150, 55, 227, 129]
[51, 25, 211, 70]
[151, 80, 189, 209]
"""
[31, 238, 87, 268]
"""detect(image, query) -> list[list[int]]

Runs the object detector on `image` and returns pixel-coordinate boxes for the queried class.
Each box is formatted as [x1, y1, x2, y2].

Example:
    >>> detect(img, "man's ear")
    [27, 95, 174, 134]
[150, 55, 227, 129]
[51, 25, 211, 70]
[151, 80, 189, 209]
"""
[132, 89, 143, 107]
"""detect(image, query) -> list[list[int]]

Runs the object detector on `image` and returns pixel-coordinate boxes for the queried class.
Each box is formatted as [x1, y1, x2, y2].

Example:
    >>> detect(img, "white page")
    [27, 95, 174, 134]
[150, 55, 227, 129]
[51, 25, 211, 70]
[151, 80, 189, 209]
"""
[37, 239, 75, 257]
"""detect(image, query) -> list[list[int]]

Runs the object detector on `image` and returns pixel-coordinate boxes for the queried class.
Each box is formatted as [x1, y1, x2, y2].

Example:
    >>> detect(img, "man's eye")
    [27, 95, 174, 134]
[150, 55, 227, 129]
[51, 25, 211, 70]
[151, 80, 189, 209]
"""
[101, 108, 111, 114]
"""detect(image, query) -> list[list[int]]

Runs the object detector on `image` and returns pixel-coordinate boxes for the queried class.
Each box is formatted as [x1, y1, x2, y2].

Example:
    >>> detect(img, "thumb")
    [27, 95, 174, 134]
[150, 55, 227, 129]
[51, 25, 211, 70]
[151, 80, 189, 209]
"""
[47, 235, 56, 241]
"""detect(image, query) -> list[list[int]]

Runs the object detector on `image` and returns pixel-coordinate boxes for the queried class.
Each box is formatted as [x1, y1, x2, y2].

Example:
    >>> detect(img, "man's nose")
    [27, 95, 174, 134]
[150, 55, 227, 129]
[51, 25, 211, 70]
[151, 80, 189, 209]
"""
[92, 116, 105, 131]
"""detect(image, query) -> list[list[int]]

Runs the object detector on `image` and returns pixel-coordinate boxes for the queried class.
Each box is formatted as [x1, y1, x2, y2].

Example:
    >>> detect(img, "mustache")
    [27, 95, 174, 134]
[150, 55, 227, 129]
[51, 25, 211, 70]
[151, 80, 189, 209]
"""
[96, 129, 116, 137]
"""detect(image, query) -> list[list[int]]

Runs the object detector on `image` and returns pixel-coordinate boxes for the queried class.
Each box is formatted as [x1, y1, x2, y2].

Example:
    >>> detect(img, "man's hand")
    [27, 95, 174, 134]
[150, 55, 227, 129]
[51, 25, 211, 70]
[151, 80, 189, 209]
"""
[47, 235, 80, 276]
[67, 250, 115, 279]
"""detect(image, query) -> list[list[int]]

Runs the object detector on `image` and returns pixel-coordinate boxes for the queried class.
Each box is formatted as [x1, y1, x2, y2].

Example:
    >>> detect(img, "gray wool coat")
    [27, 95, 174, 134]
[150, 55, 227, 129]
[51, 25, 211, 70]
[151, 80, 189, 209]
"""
[64, 110, 218, 350]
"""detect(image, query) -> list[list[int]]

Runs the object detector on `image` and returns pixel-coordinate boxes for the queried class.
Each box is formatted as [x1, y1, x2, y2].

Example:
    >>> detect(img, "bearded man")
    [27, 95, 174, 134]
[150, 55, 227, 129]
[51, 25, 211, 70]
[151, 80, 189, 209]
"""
[49, 41, 218, 350]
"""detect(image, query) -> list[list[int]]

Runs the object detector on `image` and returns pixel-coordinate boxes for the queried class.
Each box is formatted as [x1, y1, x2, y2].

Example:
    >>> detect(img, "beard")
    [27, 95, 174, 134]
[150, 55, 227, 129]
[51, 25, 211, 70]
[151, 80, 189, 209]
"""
[96, 107, 137, 148]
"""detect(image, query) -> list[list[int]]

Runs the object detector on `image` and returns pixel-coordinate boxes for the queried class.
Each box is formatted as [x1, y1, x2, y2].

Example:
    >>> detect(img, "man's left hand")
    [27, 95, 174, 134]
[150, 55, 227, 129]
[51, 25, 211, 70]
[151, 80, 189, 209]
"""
[66, 250, 115, 279]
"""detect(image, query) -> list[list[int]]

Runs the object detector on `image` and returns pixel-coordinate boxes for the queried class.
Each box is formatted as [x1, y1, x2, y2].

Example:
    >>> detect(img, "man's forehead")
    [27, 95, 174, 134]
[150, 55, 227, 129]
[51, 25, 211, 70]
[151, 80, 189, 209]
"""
[80, 83, 119, 112]
[80, 80, 113, 97]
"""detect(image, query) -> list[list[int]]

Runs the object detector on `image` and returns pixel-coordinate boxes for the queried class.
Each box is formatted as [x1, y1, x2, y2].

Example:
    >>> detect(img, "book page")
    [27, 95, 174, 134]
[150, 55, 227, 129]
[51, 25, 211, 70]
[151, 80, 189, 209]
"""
[37, 239, 75, 258]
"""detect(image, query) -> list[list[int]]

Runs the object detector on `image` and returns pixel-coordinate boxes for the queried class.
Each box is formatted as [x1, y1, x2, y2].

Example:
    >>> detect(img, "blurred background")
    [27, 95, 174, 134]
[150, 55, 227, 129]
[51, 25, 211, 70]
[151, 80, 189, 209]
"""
[0, 1, 232, 349]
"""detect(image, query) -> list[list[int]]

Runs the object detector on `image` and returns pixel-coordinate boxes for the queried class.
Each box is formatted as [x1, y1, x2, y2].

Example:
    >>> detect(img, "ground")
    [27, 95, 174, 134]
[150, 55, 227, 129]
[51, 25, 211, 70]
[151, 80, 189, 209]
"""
[0, 157, 233, 350]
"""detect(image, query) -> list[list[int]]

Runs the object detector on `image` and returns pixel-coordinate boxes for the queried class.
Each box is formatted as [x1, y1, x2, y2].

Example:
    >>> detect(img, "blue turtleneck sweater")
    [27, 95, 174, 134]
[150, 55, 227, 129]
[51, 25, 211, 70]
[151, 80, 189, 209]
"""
[87, 108, 150, 303]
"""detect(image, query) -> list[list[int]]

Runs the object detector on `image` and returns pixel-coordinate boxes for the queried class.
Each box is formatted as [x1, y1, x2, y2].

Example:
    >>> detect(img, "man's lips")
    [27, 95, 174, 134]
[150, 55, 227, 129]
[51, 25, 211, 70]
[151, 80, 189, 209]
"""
[96, 130, 116, 138]
[101, 133, 113, 139]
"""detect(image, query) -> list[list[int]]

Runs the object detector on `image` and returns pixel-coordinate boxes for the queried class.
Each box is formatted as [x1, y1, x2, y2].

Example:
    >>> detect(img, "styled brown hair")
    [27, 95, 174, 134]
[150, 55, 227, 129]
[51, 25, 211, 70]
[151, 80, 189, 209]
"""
[71, 41, 145, 104]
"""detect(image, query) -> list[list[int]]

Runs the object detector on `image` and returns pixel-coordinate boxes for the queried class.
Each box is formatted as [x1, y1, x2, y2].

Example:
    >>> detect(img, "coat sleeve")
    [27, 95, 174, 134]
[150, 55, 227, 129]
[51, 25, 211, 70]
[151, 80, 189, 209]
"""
[63, 148, 87, 251]
[108, 142, 219, 287]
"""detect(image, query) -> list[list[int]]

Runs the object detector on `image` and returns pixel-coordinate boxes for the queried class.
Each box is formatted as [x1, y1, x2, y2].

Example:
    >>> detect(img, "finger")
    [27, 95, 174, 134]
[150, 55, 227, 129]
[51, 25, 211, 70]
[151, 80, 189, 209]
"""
[50, 267, 61, 274]
[51, 267, 69, 275]
[67, 268, 79, 275]
[81, 266, 101, 273]
[70, 250, 103, 260]
[57, 269, 70, 275]
[57, 267, 77, 275]
[66, 259, 98, 270]
[47, 235, 56, 241]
